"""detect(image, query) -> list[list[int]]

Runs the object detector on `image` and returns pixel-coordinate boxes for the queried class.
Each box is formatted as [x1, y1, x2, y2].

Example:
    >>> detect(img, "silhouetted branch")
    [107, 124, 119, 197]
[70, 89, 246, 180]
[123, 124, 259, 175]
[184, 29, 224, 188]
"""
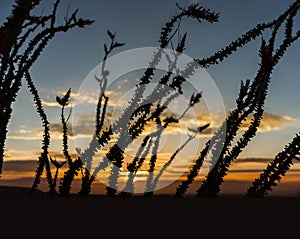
[148, 133, 197, 197]
[93, 6, 219, 191]
[0, 0, 94, 176]
[144, 129, 163, 196]
[57, 88, 80, 196]
[50, 157, 66, 191]
[77, 31, 122, 196]
[246, 134, 300, 197]
[196, 7, 300, 197]
[196, 1, 300, 67]
[25, 71, 54, 195]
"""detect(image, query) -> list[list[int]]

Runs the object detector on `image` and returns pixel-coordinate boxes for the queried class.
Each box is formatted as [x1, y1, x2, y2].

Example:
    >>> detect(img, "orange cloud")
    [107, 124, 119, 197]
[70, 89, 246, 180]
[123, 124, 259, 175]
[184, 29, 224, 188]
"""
[240, 112, 294, 132]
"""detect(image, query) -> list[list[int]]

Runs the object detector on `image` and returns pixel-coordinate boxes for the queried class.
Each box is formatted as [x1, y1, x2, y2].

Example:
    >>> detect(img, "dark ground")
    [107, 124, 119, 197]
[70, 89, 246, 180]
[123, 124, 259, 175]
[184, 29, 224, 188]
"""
[1, 185, 300, 210]
[1, 185, 299, 237]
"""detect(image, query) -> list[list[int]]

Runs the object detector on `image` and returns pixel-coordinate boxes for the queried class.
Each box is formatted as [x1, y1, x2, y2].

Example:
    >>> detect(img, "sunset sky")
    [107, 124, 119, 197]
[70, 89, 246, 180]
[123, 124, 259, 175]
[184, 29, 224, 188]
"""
[1, 0, 300, 196]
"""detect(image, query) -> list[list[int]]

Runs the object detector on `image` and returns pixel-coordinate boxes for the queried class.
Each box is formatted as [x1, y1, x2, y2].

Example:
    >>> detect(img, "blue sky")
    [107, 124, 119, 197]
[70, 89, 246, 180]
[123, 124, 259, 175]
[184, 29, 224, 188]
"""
[1, 0, 300, 161]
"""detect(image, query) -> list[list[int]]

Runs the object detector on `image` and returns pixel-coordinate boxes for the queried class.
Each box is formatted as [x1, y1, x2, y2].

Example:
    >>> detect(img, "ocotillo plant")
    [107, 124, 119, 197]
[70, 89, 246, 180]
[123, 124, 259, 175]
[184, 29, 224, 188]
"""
[144, 122, 210, 197]
[174, 1, 300, 197]
[50, 157, 66, 192]
[70, 3, 221, 197]
[63, 31, 123, 197]
[56, 88, 84, 196]
[142, 93, 207, 197]
[101, 4, 221, 196]
[245, 134, 300, 197]
[196, 2, 300, 198]
[0, 0, 93, 178]
[25, 71, 54, 194]
[79, 2, 288, 196]
[39, 30, 122, 197]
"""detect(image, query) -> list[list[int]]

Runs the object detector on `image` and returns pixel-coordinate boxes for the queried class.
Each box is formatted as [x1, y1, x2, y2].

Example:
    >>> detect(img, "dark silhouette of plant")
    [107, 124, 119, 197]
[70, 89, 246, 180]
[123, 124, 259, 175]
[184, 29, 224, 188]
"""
[118, 90, 205, 197]
[195, 2, 300, 198]
[195, 43, 273, 198]
[246, 134, 300, 198]
[142, 92, 207, 197]
[144, 123, 210, 197]
[66, 4, 221, 197]
[195, 0, 300, 68]
[120, 136, 152, 196]
[56, 88, 84, 196]
[77, 92, 109, 196]
[0, 0, 93, 178]
[72, 31, 123, 196]
[24, 71, 54, 194]
[50, 157, 66, 192]
[174, 1, 300, 197]
[127, 136, 151, 174]
[101, 3, 221, 197]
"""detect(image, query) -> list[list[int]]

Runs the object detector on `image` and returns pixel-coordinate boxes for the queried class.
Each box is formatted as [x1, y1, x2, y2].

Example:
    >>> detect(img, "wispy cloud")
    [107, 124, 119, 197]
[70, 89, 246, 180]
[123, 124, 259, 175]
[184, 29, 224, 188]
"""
[7, 128, 43, 140]
[42, 90, 123, 108]
[240, 112, 294, 132]
[45, 87, 295, 135]
[7, 109, 294, 144]
[33, 151, 78, 160]
[41, 100, 72, 108]
[4, 149, 39, 161]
